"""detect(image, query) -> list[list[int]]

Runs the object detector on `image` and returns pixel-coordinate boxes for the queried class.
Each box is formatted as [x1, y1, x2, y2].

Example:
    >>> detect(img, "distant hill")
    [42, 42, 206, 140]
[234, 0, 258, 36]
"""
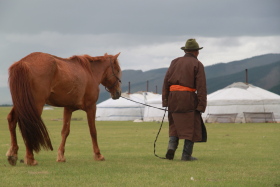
[205, 53, 280, 79]
[270, 84, 280, 94]
[1, 53, 280, 105]
[206, 60, 280, 93]
[0, 87, 12, 105]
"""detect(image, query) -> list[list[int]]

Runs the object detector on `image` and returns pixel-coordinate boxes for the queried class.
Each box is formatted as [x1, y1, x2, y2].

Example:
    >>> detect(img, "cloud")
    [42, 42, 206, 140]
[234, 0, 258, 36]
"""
[1, 0, 279, 36]
[199, 36, 280, 65]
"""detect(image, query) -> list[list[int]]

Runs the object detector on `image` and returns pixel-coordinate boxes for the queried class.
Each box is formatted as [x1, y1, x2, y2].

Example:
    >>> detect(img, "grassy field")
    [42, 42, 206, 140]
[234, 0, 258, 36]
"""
[0, 106, 279, 187]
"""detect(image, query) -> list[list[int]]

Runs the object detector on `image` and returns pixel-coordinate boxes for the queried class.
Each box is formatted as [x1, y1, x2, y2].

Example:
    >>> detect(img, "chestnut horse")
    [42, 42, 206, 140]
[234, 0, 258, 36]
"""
[6, 52, 121, 166]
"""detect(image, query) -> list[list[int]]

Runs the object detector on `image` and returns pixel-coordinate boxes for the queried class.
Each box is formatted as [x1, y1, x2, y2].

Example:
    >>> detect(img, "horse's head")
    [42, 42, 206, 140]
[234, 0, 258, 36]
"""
[102, 53, 122, 100]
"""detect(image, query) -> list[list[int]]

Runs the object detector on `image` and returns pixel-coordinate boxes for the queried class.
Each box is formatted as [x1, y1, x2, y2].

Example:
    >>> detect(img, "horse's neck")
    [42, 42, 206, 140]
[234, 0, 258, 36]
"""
[91, 61, 109, 84]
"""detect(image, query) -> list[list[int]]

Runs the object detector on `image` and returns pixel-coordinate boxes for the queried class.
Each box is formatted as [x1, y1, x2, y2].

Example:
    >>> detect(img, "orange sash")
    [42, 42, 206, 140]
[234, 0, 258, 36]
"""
[170, 85, 196, 92]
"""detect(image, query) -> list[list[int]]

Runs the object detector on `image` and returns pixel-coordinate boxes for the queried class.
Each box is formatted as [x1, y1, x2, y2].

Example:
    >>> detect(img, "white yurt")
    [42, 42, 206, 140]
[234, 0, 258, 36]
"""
[202, 82, 280, 123]
[96, 92, 160, 121]
[143, 95, 168, 122]
[43, 106, 54, 110]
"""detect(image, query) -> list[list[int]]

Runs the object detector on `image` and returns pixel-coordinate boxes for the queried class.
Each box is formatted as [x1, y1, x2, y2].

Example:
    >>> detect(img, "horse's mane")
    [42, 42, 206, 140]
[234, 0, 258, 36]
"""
[68, 54, 120, 74]
[68, 55, 92, 74]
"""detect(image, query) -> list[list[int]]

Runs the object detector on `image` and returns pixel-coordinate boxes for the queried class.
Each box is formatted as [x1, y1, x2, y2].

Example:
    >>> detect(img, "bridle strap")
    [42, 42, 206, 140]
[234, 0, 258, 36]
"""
[105, 58, 121, 92]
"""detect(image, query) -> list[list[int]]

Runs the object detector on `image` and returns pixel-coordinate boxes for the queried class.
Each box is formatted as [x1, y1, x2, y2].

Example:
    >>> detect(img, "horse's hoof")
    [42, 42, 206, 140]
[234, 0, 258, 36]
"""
[56, 158, 66, 162]
[24, 158, 38, 166]
[57, 152, 66, 162]
[8, 156, 18, 166]
[94, 154, 105, 161]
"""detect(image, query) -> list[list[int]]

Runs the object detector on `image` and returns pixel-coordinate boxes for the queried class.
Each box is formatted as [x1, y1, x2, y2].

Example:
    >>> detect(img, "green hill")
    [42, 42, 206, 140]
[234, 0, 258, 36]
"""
[206, 61, 280, 93]
[205, 53, 280, 79]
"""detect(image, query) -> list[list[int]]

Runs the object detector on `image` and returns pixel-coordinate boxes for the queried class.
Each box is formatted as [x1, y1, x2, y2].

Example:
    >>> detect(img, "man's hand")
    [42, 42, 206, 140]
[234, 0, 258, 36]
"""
[162, 99, 168, 107]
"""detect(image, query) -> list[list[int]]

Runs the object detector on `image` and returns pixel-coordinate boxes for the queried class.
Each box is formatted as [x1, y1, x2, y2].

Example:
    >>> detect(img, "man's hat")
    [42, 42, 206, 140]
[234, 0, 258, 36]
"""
[181, 39, 203, 51]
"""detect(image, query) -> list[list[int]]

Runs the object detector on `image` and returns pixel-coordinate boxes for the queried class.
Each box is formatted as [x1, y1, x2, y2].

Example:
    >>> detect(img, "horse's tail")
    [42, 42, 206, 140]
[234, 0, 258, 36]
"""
[9, 61, 53, 153]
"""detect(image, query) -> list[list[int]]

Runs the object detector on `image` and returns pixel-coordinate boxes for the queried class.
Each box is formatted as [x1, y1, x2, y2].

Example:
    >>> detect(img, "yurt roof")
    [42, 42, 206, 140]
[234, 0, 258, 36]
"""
[208, 82, 280, 105]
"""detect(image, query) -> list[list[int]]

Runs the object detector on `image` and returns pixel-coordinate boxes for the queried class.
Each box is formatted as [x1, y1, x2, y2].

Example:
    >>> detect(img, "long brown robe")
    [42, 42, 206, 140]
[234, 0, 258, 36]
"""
[162, 53, 207, 142]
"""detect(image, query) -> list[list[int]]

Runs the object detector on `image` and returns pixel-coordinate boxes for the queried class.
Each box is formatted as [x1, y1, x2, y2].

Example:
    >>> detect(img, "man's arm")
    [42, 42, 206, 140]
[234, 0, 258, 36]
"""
[162, 69, 170, 107]
[195, 62, 207, 112]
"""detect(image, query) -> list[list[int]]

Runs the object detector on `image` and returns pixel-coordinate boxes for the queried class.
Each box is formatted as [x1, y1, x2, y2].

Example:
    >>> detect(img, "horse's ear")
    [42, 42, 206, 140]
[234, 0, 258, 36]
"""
[114, 52, 121, 59]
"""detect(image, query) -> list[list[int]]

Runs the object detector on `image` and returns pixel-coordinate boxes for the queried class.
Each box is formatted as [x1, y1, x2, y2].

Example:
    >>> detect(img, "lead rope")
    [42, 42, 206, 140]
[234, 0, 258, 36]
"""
[120, 96, 167, 111]
[153, 107, 167, 159]
[120, 96, 167, 159]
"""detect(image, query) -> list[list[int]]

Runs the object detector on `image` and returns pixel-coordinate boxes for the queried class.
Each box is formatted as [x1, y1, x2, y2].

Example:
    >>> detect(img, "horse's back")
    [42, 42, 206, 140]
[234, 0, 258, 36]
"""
[11, 52, 57, 76]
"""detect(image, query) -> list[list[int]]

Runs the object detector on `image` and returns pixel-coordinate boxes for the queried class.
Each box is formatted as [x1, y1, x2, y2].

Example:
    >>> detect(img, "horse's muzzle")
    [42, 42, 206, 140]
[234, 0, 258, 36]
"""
[111, 90, 121, 100]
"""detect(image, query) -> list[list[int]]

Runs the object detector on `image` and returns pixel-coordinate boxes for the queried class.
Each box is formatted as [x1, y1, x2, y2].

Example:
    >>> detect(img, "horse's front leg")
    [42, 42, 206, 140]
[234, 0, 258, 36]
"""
[57, 107, 73, 162]
[86, 106, 105, 161]
[6, 107, 19, 166]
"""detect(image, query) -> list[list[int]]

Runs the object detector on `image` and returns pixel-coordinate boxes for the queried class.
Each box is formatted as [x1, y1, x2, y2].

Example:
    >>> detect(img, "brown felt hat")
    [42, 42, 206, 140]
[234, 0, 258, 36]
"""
[181, 39, 203, 51]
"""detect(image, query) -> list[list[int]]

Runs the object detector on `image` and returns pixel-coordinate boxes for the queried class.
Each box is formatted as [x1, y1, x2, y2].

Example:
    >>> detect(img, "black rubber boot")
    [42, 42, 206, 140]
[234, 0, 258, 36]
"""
[165, 136, 179, 160]
[181, 140, 197, 161]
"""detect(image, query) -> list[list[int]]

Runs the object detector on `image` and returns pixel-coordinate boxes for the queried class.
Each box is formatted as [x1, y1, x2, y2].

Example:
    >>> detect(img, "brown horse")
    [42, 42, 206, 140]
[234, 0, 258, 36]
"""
[6, 52, 121, 166]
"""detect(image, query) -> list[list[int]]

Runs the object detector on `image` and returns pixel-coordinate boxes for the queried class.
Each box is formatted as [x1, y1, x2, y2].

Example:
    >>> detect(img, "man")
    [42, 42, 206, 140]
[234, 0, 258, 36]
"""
[162, 38, 207, 161]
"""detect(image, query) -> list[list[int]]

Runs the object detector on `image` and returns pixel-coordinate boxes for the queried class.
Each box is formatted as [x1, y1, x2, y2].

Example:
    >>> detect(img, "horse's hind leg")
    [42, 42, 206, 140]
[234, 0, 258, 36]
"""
[24, 103, 45, 166]
[6, 107, 19, 166]
[57, 107, 73, 162]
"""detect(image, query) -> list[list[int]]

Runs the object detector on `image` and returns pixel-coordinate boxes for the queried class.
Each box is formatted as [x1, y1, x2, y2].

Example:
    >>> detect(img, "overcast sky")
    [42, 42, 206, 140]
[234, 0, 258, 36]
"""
[0, 0, 279, 87]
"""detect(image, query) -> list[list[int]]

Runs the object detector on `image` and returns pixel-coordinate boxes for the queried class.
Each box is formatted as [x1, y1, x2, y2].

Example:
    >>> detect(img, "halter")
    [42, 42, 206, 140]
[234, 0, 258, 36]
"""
[105, 59, 121, 92]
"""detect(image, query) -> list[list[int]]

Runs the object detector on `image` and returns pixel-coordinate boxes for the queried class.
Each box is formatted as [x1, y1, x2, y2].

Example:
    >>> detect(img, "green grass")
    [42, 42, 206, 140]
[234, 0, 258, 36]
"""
[0, 107, 279, 187]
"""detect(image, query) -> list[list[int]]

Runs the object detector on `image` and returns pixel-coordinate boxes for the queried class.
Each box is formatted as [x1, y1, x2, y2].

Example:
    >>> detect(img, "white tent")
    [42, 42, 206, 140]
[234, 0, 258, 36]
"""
[96, 92, 160, 121]
[43, 106, 54, 110]
[143, 95, 168, 122]
[202, 82, 280, 123]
